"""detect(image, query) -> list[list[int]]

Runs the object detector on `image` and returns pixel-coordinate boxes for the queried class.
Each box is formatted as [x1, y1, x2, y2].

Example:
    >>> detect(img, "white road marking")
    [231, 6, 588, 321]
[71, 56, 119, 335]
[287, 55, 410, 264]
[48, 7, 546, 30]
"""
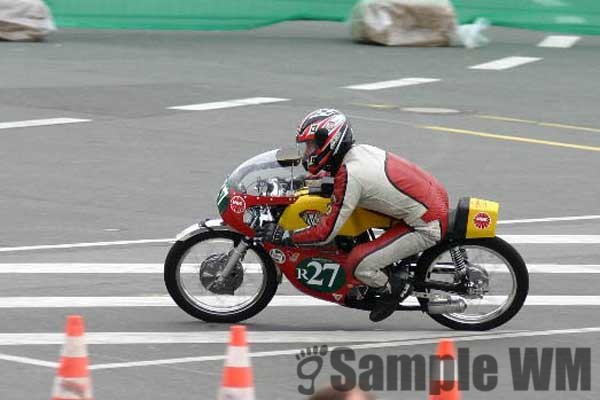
[0, 118, 91, 130]
[483, 264, 600, 274]
[0, 295, 599, 308]
[91, 326, 600, 370]
[0, 331, 496, 346]
[469, 57, 542, 70]
[500, 235, 600, 244]
[498, 214, 600, 224]
[0, 353, 58, 368]
[0, 263, 261, 273]
[537, 35, 580, 48]
[168, 97, 289, 111]
[1, 263, 598, 274]
[343, 78, 440, 90]
[1, 233, 598, 253]
[2, 327, 600, 369]
[0, 239, 173, 252]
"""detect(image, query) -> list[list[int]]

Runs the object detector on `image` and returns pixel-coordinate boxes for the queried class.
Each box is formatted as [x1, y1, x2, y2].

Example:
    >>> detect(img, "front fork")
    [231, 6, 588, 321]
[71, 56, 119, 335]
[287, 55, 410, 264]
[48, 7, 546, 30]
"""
[219, 240, 249, 279]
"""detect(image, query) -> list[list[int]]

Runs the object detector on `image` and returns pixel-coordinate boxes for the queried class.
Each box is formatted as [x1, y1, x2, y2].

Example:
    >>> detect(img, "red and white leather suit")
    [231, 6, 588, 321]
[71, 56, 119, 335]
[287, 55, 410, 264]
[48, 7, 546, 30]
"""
[292, 144, 449, 288]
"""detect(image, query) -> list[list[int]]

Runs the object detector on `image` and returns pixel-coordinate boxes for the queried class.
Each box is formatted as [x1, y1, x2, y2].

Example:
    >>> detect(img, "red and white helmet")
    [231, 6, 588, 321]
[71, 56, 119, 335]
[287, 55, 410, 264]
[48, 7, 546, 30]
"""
[296, 109, 354, 174]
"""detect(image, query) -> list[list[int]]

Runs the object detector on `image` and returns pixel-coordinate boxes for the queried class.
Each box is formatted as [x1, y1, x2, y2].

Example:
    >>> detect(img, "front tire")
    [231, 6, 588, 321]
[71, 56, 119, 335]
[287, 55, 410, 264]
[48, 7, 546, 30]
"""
[415, 236, 529, 331]
[164, 230, 279, 323]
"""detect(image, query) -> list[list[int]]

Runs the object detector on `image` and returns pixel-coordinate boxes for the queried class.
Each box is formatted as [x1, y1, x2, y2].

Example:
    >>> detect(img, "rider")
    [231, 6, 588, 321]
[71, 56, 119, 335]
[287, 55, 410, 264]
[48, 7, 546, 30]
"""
[258, 108, 449, 322]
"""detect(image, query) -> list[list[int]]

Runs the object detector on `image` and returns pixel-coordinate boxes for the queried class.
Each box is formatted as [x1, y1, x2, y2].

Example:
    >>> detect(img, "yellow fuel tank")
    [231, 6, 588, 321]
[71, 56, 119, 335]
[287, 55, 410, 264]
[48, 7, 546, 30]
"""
[279, 194, 394, 236]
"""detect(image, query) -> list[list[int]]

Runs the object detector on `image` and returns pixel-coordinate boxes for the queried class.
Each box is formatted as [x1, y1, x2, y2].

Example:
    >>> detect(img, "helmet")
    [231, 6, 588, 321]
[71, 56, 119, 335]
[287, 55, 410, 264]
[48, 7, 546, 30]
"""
[296, 108, 354, 174]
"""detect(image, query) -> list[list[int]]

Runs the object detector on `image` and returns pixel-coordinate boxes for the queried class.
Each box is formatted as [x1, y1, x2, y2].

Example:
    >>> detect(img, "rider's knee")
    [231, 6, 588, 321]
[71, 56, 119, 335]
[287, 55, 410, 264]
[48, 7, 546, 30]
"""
[354, 264, 387, 288]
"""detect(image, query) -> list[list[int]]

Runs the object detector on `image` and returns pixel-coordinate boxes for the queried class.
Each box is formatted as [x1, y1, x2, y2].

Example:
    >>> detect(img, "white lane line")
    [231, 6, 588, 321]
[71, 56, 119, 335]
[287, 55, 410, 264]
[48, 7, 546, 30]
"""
[1, 295, 599, 308]
[0, 263, 259, 273]
[90, 326, 600, 370]
[0, 331, 495, 346]
[2, 263, 599, 274]
[0, 118, 91, 130]
[469, 57, 542, 70]
[168, 97, 289, 111]
[500, 235, 600, 244]
[0, 239, 173, 253]
[0, 353, 58, 368]
[498, 214, 600, 224]
[343, 78, 440, 90]
[1, 232, 598, 253]
[0, 263, 165, 273]
[1, 234, 598, 253]
[3, 327, 600, 370]
[537, 35, 580, 48]
[485, 264, 600, 274]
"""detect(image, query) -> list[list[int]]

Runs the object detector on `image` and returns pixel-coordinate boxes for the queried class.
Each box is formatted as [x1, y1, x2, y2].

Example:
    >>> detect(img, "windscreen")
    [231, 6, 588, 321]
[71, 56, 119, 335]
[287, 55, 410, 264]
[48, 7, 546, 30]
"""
[227, 148, 304, 197]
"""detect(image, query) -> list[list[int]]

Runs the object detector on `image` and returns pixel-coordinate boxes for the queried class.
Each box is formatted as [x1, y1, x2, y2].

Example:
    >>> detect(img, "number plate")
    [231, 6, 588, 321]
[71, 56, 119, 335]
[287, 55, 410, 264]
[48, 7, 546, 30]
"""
[295, 258, 346, 293]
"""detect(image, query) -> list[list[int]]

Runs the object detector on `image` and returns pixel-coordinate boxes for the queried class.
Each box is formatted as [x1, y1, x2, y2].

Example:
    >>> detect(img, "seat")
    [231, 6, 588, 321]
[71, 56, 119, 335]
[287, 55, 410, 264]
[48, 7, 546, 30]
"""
[446, 197, 470, 239]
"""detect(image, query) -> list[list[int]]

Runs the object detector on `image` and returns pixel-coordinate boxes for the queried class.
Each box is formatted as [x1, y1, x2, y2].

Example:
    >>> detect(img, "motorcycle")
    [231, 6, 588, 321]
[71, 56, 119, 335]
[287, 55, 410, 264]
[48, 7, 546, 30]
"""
[164, 148, 529, 330]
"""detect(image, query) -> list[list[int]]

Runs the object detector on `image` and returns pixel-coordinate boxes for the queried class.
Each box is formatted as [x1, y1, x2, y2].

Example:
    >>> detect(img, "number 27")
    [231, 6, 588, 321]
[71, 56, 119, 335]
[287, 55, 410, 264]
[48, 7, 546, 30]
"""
[306, 261, 340, 287]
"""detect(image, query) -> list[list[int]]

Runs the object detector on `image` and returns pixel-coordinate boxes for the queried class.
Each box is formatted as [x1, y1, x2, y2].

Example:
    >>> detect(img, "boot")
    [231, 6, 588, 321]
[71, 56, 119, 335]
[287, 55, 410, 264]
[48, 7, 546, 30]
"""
[369, 273, 404, 322]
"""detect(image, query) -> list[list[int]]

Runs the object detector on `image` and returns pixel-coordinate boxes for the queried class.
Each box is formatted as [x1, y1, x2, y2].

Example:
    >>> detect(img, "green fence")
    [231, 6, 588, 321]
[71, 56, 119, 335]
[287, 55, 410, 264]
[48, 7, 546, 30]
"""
[45, 0, 600, 34]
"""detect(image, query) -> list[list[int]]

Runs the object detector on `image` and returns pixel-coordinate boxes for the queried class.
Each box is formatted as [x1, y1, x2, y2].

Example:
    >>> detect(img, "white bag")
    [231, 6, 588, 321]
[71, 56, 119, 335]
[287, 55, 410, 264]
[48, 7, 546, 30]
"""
[453, 17, 490, 48]
[0, 0, 55, 41]
[350, 0, 458, 47]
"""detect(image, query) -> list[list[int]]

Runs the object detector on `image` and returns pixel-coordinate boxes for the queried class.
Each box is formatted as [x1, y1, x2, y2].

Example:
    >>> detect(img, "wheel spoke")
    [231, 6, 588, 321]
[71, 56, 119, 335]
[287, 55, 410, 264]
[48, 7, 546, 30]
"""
[176, 238, 267, 313]
[425, 245, 518, 325]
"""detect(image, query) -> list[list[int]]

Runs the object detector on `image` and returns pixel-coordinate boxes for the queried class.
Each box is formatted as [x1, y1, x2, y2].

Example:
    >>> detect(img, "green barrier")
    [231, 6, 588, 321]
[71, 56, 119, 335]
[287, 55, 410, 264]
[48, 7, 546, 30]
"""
[45, 0, 600, 34]
[453, 0, 600, 35]
[44, 0, 355, 30]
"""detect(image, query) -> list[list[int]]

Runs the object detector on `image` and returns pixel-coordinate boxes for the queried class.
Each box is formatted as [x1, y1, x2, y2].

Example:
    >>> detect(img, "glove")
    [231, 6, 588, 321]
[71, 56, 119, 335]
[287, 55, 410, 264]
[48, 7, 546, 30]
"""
[256, 222, 294, 246]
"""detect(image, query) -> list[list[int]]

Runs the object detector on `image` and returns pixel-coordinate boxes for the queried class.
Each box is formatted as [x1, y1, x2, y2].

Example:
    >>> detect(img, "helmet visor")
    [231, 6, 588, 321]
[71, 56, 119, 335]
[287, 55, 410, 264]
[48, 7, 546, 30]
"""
[300, 140, 318, 159]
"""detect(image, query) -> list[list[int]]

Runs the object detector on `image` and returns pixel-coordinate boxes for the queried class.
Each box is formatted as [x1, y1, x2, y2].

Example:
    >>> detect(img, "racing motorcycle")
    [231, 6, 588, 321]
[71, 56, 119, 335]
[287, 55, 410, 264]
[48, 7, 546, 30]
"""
[164, 148, 529, 330]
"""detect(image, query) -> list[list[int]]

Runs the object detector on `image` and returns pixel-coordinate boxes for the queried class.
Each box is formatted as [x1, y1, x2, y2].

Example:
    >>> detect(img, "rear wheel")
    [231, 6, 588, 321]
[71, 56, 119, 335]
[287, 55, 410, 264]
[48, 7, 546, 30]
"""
[415, 237, 529, 331]
[164, 230, 278, 323]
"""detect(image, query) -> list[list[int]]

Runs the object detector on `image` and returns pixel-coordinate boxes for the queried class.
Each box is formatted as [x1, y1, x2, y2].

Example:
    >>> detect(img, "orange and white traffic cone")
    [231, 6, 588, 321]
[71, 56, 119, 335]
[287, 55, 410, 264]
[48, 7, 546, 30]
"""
[429, 338, 461, 400]
[218, 325, 255, 400]
[51, 315, 93, 400]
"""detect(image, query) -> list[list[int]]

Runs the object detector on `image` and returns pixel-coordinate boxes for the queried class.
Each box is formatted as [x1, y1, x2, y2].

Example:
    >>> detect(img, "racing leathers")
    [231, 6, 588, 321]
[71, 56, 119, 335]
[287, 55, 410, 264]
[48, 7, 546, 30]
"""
[292, 144, 449, 288]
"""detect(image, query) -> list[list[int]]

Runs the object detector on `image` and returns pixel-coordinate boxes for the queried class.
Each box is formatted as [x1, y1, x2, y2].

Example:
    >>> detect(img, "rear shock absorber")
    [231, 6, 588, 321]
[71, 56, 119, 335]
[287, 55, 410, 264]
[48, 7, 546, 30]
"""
[450, 246, 468, 280]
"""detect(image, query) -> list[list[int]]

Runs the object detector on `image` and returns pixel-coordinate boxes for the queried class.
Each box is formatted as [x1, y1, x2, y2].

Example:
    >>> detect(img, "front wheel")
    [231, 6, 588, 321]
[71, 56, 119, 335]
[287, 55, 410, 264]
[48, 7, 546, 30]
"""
[415, 237, 529, 331]
[164, 230, 279, 323]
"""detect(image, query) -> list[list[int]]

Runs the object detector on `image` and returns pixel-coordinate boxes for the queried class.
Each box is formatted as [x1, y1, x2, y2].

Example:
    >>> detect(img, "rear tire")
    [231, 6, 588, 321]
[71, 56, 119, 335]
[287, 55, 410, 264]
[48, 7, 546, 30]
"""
[415, 237, 529, 331]
[164, 230, 279, 323]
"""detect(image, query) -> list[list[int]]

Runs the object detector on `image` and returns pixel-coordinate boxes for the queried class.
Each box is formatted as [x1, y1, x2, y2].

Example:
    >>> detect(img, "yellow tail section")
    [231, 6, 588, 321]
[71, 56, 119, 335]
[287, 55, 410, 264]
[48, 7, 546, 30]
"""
[465, 198, 499, 239]
[279, 194, 394, 236]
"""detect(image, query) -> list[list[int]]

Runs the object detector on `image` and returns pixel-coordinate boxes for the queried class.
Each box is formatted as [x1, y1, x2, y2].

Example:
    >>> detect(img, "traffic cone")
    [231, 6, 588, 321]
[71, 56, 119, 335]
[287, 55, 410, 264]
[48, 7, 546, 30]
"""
[51, 315, 93, 400]
[429, 338, 461, 400]
[218, 325, 255, 400]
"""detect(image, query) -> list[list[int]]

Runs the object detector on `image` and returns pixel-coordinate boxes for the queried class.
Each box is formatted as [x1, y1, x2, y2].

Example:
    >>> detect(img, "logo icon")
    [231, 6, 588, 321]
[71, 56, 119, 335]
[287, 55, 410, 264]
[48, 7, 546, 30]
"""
[473, 212, 491, 229]
[300, 210, 322, 226]
[229, 195, 246, 214]
[269, 248, 287, 264]
[296, 345, 329, 395]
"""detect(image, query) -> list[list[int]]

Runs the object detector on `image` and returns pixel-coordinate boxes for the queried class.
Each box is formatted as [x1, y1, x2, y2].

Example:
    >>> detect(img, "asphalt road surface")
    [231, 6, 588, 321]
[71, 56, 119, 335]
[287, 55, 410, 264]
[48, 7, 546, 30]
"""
[0, 22, 599, 399]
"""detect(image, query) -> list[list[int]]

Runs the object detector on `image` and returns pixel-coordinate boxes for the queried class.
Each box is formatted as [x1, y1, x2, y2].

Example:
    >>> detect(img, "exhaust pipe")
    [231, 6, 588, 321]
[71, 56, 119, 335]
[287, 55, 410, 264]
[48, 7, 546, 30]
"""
[427, 297, 467, 314]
